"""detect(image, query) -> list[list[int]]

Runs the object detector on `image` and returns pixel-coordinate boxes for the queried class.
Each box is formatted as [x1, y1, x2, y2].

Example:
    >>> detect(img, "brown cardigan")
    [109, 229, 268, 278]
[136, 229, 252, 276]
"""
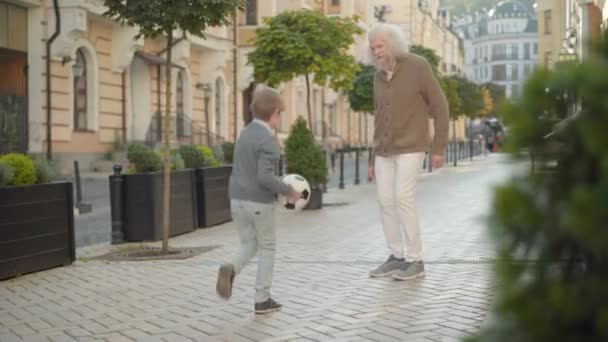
[373, 53, 450, 156]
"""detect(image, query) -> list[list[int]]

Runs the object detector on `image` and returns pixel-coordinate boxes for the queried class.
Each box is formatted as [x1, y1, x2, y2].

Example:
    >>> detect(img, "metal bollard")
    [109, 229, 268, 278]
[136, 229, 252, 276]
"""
[110, 164, 125, 244]
[368, 148, 373, 182]
[339, 151, 345, 189]
[354, 149, 360, 185]
[74, 161, 92, 214]
[331, 152, 336, 172]
[278, 155, 284, 177]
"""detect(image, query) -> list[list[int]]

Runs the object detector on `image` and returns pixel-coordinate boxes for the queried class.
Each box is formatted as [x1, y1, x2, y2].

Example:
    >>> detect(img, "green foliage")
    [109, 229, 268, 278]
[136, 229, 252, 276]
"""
[197, 146, 222, 167]
[442, 77, 462, 118]
[221, 142, 235, 164]
[0, 153, 37, 186]
[178, 145, 207, 169]
[32, 158, 56, 184]
[103, 0, 244, 40]
[0, 160, 14, 187]
[171, 150, 185, 170]
[248, 10, 363, 91]
[410, 45, 441, 74]
[348, 64, 376, 113]
[468, 29, 608, 342]
[285, 117, 328, 186]
[453, 76, 484, 118]
[127, 143, 162, 173]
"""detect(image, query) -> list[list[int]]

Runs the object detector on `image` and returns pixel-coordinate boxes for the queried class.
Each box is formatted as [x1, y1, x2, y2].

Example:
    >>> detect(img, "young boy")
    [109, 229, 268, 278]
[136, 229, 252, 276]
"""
[216, 86, 301, 314]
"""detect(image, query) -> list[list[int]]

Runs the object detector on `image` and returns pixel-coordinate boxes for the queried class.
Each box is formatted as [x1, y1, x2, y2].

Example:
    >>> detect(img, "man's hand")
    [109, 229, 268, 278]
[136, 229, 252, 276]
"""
[286, 185, 302, 203]
[368, 165, 375, 180]
[432, 154, 445, 169]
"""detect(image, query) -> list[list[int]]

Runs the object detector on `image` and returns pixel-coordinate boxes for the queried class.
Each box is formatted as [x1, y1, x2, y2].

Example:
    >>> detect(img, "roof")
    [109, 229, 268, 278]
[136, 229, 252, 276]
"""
[488, 0, 533, 19]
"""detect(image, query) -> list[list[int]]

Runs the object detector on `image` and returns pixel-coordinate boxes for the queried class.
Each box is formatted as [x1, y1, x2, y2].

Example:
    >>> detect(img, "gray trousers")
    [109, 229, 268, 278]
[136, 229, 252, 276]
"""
[230, 199, 276, 303]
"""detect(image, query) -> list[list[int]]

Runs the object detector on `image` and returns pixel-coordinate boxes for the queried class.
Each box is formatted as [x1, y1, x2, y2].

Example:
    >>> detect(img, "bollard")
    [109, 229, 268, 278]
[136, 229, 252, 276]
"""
[453, 142, 458, 167]
[110, 164, 125, 244]
[427, 151, 433, 173]
[278, 155, 284, 177]
[74, 161, 92, 214]
[368, 148, 373, 182]
[331, 152, 336, 172]
[339, 150, 345, 189]
[354, 149, 360, 185]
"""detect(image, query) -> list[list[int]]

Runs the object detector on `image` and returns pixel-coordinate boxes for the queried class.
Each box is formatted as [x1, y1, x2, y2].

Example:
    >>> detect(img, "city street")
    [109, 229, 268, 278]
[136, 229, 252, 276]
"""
[0, 154, 518, 341]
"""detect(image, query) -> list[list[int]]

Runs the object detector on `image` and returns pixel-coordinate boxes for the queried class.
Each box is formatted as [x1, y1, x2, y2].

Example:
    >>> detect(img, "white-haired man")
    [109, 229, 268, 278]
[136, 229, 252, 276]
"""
[368, 23, 450, 280]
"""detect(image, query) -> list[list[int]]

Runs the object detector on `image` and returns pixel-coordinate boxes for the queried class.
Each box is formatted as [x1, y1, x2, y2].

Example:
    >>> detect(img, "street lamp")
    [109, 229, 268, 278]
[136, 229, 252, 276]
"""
[198, 82, 212, 146]
[72, 58, 85, 78]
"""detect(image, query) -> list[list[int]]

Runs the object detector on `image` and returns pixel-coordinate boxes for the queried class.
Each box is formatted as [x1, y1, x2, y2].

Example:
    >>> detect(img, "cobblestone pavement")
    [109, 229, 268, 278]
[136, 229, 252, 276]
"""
[0, 154, 517, 342]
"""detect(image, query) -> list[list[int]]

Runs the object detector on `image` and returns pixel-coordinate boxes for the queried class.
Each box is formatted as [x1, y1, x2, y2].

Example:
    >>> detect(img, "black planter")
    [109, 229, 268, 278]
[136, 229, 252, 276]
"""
[0, 182, 75, 280]
[196, 166, 232, 228]
[121, 169, 197, 241]
[304, 187, 323, 210]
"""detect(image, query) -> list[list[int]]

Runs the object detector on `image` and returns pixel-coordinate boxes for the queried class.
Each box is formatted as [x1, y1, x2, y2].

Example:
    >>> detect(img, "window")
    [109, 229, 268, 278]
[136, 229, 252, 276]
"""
[176, 72, 185, 137]
[329, 103, 337, 133]
[245, 0, 257, 25]
[215, 77, 223, 137]
[524, 43, 530, 59]
[492, 44, 507, 60]
[492, 65, 507, 81]
[73, 49, 87, 131]
[511, 44, 519, 59]
[511, 64, 519, 81]
[544, 10, 552, 34]
[534, 43, 538, 55]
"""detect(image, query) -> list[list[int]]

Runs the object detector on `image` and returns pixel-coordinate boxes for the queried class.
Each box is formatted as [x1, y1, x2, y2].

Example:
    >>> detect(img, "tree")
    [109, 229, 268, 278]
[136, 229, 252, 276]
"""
[348, 63, 375, 113]
[285, 117, 328, 187]
[482, 82, 506, 116]
[468, 29, 608, 342]
[479, 86, 494, 117]
[247, 10, 363, 127]
[104, 0, 244, 253]
[410, 45, 441, 74]
[454, 76, 484, 118]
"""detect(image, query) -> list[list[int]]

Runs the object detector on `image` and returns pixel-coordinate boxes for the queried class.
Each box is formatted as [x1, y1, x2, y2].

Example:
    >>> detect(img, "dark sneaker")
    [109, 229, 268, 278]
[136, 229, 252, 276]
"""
[392, 261, 425, 281]
[369, 255, 405, 277]
[254, 298, 282, 314]
[216, 264, 235, 299]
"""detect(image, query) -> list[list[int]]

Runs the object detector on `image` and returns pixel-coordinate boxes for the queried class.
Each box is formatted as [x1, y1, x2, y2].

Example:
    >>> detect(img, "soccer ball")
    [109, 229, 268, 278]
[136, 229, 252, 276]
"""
[277, 174, 311, 211]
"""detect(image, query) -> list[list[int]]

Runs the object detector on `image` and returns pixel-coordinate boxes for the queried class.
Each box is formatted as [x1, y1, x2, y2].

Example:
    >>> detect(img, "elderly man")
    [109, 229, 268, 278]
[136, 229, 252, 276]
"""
[368, 23, 450, 280]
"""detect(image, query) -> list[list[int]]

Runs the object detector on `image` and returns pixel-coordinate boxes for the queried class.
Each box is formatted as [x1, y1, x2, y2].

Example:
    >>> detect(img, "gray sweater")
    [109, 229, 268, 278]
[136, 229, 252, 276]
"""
[229, 120, 290, 203]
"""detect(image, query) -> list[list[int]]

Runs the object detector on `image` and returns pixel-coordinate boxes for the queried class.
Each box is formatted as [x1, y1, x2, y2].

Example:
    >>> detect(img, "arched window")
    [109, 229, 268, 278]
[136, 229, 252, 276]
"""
[215, 77, 223, 137]
[73, 49, 88, 131]
[176, 72, 185, 137]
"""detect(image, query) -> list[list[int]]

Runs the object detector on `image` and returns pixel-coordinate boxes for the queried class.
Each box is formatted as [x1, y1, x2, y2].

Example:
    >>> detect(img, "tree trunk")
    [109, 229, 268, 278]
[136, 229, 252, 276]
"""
[161, 31, 173, 254]
[305, 73, 312, 129]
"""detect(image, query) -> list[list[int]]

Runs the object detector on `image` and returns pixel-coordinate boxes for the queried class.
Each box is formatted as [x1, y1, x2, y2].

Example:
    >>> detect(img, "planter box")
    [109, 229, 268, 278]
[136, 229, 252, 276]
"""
[121, 169, 197, 241]
[196, 166, 232, 228]
[304, 187, 323, 210]
[0, 182, 75, 280]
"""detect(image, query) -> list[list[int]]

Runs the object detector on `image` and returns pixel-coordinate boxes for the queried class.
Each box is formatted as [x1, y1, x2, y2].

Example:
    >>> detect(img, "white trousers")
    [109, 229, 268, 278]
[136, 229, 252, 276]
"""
[375, 153, 425, 262]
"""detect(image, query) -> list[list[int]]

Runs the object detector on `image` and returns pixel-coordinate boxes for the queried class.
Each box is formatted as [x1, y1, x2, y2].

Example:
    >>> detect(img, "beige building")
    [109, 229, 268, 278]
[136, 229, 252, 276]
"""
[538, 0, 607, 67]
[237, 0, 374, 149]
[0, 0, 375, 173]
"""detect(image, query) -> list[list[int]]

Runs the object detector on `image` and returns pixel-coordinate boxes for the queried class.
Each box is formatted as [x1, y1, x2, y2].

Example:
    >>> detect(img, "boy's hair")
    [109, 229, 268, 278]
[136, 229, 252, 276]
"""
[250, 85, 285, 121]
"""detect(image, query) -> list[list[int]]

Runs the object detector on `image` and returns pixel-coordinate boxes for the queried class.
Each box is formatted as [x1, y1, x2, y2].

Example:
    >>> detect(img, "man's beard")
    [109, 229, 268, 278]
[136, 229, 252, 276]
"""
[374, 56, 394, 72]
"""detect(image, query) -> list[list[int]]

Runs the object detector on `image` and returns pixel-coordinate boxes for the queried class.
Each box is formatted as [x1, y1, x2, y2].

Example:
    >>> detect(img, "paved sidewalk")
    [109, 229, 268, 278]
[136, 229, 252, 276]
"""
[1, 154, 516, 342]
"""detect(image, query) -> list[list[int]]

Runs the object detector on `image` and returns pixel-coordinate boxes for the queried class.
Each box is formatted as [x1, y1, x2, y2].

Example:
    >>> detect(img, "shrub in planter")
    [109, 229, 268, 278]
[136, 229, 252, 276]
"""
[197, 146, 221, 166]
[179, 145, 207, 169]
[285, 117, 328, 209]
[33, 158, 56, 184]
[127, 143, 162, 172]
[468, 30, 608, 342]
[221, 141, 234, 164]
[0, 161, 14, 187]
[0, 153, 37, 186]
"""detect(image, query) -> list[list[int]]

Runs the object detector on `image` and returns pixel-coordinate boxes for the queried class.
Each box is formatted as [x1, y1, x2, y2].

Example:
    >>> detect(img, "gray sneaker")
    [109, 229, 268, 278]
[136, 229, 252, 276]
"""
[392, 261, 425, 281]
[369, 255, 405, 277]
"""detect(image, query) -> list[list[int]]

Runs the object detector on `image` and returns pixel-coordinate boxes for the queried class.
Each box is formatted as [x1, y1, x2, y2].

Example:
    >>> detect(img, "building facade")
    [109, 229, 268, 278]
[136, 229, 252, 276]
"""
[538, 0, 607, 68]
[453, 0, 539, 99]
